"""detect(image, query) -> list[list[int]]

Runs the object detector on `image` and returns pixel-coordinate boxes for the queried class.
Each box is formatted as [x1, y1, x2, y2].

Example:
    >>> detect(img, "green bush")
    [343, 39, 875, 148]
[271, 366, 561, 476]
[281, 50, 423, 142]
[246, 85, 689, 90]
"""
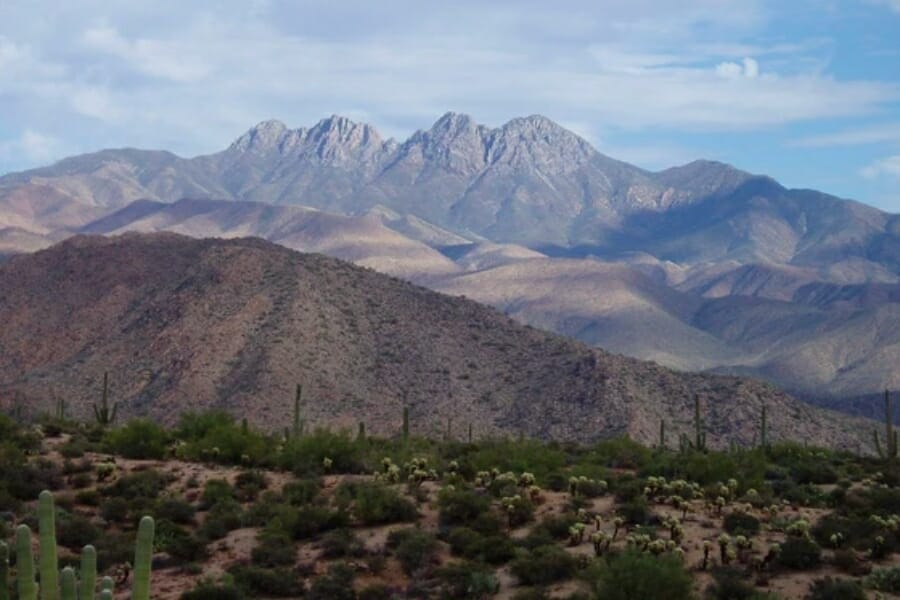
[155, 498, 196, 525]
[436, 561, 500, 599]
[104, 419, 170, 459]
[181, 582, 245, 600]
[200, 479, 234, 509]
[438, 487, 491, 530]
[320, 528, 366, 559]
[175, 411, 274, 466]
[865, 566, 900, 593]
[723, 512, 760, 536]
[583, 549, 694, 600]
[510, 544, 578, 586]
[337, 480, 417, 525]
[252, 532, 296, 567]
[776, 536, 822, 570]
[281, 479, 320, 506]
[307, 563, 356, 600]
[705, 567, 775, 600]
[387, 528, 439, 575]
[100, 497, 130, 522]
[279, 429, 365, 476]
[230, 565, 304, 597]
[806, 577, 865, 600]
[446, 527, 517, 565]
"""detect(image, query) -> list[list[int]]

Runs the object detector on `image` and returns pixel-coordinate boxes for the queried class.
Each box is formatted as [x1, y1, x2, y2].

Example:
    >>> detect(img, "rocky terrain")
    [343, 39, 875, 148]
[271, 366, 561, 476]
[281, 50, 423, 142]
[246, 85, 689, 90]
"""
[0, 233, 874, 449]
[0, 112, 896, 414]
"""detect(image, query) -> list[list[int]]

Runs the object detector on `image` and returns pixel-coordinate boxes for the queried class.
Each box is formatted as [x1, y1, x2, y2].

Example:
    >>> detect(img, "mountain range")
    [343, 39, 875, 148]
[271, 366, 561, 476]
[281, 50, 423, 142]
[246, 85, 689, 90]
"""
[0, 233, 871, 449]
[0, 112, 896, 416]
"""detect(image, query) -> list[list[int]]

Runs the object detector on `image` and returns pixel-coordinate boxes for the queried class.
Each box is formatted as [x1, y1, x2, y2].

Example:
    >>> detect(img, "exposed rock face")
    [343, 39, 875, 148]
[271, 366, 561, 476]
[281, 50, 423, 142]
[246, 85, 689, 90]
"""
[0, 233, 872, 449]
[0, 112, 896, 414]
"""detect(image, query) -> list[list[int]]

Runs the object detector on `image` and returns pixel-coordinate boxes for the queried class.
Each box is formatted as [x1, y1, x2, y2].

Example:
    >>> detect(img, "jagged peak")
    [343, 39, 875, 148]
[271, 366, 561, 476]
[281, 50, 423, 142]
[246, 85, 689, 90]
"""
[229, 119, 292, 153]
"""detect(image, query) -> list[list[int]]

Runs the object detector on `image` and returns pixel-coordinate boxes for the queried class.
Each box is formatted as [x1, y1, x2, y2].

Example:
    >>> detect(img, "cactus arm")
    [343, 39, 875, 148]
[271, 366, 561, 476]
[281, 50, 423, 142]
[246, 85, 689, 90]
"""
[402, 405, 409, 441]
[131, 516, 155, 600]
[15, 525, 37, 600]
[59, 568, 76, 600]
[100, 576, 114, 594]
[38, 490, 59, 600]
[79, 545, 97, 600]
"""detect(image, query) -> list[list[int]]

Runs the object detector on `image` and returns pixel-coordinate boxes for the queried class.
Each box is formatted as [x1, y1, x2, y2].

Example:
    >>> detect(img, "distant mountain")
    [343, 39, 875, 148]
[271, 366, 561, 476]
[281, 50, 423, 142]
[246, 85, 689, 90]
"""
[0, 233, 872, 448]
[0, 112, 896, 414]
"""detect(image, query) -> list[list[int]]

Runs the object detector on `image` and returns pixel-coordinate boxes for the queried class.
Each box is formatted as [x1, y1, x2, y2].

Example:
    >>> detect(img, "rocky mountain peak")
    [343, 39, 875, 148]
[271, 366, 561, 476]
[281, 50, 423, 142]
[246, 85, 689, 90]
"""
[229, 119, 291, 154]
[304, 115, 390, 164]
[487, 114, 596, 172]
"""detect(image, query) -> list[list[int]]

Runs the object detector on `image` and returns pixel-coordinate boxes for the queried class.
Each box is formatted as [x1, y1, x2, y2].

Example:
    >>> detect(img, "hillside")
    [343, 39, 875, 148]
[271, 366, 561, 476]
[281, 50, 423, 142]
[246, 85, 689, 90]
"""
[0, 233, 872, 449]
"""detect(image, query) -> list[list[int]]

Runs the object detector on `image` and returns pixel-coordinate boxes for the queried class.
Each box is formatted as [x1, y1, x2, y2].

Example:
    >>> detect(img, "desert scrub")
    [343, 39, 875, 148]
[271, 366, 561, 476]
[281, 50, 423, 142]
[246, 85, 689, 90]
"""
[251, 530, 296, 566]
[865, 566, 900, 593]
[335, 480, 417, 525]
[510, 544, 578, 585]
[806, 577, 865, 600]
[104, 419, 170, 459]
[582, 548, 694, 600]
[436, 561, 500, 599]
[387, 527, 439, 575]
[776, 536, 822, 570]
[229, 565, 304, 597]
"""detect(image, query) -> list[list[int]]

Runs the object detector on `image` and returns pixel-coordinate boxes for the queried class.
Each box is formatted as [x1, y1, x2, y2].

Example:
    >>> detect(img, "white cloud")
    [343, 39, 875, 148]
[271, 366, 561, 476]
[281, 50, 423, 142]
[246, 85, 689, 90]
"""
[0, 130, 63, 163]
[866, 0, 900, 13]
[792, 123, 900, 147]
[715, 57, 760, 79]
[861, 155, 900, 179]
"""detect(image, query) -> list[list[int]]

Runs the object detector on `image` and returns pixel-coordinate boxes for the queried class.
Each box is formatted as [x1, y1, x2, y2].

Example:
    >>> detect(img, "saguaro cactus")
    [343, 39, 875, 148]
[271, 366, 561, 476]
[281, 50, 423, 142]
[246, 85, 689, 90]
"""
[38, 490, 59, 600]
[132, 516, 155, 600]
[659, 419, 666, 449]
[292, 384, 304, 438]
[874, 390, 897, 461]
[59, 568, 76, 600]
[693, 395, 707, 452]
[100, 576, 114, 596]
[402, 405, 410, 441]
[92, 372, 118, 426]
[15, 525, 36, 600]
[0, 541, 8, 600]
[79, 545, 97, 600]
[760, 404, 768, 451]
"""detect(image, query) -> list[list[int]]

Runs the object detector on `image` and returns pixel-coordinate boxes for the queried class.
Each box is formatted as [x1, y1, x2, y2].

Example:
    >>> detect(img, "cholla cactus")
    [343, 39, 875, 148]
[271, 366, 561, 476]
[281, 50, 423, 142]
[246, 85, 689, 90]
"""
[322, 457, 333, 472]
[518, 472, 535, 487]
[829, 533, 844, 548]
[612, 517, 625, 540]
[647, 539, 667, 555]
[718, 533, 732, 564]
[702, 540, 713, 570]
[568, 522, 586, 545]
[594, 514, 603, 531]
[590, 531, 609, 556]
[446, 460, 459, 474]
[786, 519, 811, 539]
[714, 496, 727, 516]
[527, 485, 542, 501]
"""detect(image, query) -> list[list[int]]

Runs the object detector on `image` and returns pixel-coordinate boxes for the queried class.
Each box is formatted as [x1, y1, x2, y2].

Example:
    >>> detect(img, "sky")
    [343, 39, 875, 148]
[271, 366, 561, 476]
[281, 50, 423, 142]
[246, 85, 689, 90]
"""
[0, 1, 898, 211]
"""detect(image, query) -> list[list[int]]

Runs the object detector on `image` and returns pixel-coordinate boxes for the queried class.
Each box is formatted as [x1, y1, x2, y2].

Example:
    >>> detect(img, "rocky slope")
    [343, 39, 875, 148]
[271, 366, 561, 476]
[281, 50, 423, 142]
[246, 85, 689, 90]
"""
[0, 233, 872, 448]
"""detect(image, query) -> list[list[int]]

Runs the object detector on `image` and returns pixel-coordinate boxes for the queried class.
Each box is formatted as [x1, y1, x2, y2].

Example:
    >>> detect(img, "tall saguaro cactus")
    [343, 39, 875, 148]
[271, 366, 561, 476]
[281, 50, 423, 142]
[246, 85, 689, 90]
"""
[292, 384, 303, 438]
[15, 525, 36, 600]
[132, 516, 155, 600]
[693, 395, 707, 452]
[874, 389, 898, 461]
[760, 404, 768, 451]
[38, 490, 59, 600]
[92, 372, 118, 426]
[402, 405, 410, 442]
[0, 541, 9, 600]
[79, 545, 97, 600]
[659, 419, 666, 449]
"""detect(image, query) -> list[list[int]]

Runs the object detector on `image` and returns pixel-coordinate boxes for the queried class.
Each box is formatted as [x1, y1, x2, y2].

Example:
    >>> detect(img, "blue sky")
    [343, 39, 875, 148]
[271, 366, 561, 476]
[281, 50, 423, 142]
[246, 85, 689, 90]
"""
[0, 0, 898, 211]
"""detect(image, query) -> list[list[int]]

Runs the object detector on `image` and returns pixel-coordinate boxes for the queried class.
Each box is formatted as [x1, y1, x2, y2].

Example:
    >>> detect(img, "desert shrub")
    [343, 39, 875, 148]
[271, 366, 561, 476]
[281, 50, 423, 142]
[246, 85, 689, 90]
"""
[358, 584, 391, 600]
[459, 438, 567, 483]
[281, 479, 320, 506]
[181, 581, 245, 600]
[267, 503, 348, 540]
[75, 489, 101, 506]
[723, 512, 760, 536]
[56, 513, 100, 549]
[865, 566, 900, 593]
[438, 487, 491, 530]
[503, 495, 535, 527]
[387, 528, 439, 575]
[104, 469, 169, 500]
[337, 480, 417, 525]
[252, 532, 296, 567]
[583, 436, 652, 470]
[69, 472, 93, 489]
[831, 549, 869, 577]
[198, 499, 243, 541]
[436, 561, 500, 599]
[60, 437, 88, 459]
[163, 528, 208, 562]
[319, 528, 365, 559]
[307, 562, 356, 600]
[618, 497, 653, 525]
[583, 549, 694, 600]
[279, 429, 365, 476]
[806, 577, 865, 600]
[104, 419, 170, 459]
[200, 479, 234, 509]
[230, 565, 304, 597]
[446, 527, 517, 565]
[776, 536, 822, 570]
[234, 470, 268, 502]
[95, 531, 135, 571]
[510, 544, 578, 586]
[705, 567, 775, 600]
[175, 411, 274, 466]
[100, 497, 130, 523]
[155, 498, 196, 525]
